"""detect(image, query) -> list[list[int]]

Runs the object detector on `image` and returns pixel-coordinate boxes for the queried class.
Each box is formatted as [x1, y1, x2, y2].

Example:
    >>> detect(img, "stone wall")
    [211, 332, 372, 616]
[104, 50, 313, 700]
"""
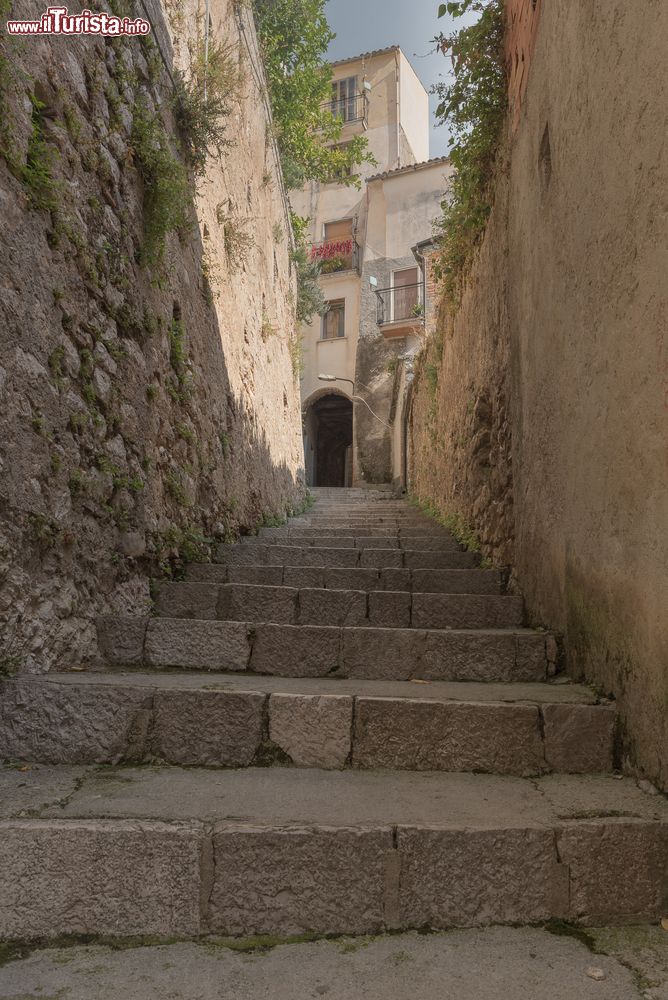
[0, 0, 305, 672]
[409, 0, 668, 788]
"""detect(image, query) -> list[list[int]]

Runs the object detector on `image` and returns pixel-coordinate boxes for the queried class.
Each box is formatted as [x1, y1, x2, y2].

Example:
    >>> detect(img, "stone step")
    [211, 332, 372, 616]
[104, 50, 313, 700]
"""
[215, 544, 480, 570]
[187, 564, 502, 595]
[249, 536, 461, 551]
[259, 526, 456, 539]
[1, 764, 665, 938]
[0, 673, 615, 775]
[97, 617, 554, 682]
[155, 582, 523, 630]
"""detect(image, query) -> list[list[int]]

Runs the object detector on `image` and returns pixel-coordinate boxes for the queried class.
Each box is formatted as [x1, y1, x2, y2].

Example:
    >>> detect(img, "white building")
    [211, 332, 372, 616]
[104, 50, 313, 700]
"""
[291, 45, 453, 488]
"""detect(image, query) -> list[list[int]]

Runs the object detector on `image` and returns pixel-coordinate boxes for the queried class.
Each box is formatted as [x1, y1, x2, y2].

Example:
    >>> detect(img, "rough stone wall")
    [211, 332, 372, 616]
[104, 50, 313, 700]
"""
[409, 0, 668, 788]
[0, 0, 304, 672]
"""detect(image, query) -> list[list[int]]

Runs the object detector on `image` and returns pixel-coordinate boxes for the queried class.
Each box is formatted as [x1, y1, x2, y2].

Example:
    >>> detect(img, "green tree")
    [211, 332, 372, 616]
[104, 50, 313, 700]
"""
[432, 0, 506, 303]
[253, 0, 375, 188]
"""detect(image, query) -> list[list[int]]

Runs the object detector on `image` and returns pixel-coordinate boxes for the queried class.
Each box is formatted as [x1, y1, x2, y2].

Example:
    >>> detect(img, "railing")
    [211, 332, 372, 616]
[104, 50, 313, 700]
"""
[320, 93, 368, 126]
[375, 283, 426, 326]
[310, 238, 360, 274]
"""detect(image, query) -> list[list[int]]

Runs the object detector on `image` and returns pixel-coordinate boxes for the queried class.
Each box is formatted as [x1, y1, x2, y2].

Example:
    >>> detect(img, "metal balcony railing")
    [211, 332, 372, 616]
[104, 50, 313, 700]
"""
[320, 93, 368, 126]
[375, 283, 426, 326]
[310, 238, 360, 274]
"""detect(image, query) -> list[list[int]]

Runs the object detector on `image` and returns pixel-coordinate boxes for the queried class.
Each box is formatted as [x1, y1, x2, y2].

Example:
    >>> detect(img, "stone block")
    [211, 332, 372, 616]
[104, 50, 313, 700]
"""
[543, 704, 616, 773]
[228, 566, 284, 587]
[145, 619, 250, 671]
[96, 616, 147, 666]
[0, 819, 204, 938]
[325, 568, 380, 591]
[216, 544, 268, 567]
[404, 550, 478, 570]
[367, 591, 411, 629]
[360, 548, 403, 569]
[353, 699, 544, 775]
[209, 825, 393, 935]
[152, 690, 265, 766]
[421, 631, 523, 683]
[298, 588, 368, 627]
[378, 569, 411, 592]
[398, 538, 459, 551]
[412, 594, 524, 629]
[186, 564, 229, 583]
[218, 584, 297, 625]
[398, 826, 564, 928]
[155, 582, 220, 620]
[250, 625, 341, 677]
[411, 569, 501, 595]
[356, 538, 399, 549]
[0, 679, 151, 764]
[283, 567, 325, 589]
[558, 822, 668, 923]
[342, 628, 422, 680]
[269, 694, 353, 768]
[515, 634, 549, 681]
[267, 546, 359, 568]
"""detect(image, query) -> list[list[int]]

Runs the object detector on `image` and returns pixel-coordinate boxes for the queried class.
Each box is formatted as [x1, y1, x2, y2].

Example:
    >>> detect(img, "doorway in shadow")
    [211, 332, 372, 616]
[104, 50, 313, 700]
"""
[304, 393, 353, 487]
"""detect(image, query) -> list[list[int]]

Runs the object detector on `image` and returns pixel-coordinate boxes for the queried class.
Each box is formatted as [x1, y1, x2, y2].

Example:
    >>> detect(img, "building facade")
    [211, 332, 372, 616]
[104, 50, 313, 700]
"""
[291, 46, 453, 489]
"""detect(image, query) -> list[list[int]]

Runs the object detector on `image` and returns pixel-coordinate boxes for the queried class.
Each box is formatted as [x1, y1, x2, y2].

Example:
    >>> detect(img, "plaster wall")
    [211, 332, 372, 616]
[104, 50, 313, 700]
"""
[408, 0, 668, 789]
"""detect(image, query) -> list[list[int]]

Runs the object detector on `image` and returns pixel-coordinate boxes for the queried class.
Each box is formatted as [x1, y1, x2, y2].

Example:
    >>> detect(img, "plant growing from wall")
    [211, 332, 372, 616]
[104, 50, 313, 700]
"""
[252, 0, 375, 188]
[131, 98, 191, 265]
[173, 40, 239, 176]
[432, 0, 506, 303]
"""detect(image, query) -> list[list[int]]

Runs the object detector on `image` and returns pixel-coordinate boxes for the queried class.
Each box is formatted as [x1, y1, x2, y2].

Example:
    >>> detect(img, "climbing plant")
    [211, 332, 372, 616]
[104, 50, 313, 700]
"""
[252, 0, 375, 188]
[432, 0, 506, 303]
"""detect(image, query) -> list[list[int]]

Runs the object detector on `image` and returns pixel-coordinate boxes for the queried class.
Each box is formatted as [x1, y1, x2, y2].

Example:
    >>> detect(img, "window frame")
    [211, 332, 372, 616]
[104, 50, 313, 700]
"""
[321, 298, 346, 341]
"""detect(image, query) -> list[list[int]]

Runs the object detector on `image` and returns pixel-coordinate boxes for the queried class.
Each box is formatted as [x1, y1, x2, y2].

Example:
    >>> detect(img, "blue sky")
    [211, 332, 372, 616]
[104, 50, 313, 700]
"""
[324, 0, 467, 158]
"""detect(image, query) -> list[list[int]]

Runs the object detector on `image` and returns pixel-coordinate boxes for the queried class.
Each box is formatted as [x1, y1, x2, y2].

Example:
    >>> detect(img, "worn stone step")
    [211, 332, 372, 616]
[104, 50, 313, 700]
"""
[215, 544, 480, 570]
[248, 536, 461, 551]
[1, 764, 665, 938]
[97, 617, 553, 682]
[155, 582, 523, 629]
[0, 673, 615, 775]
[187, 564, 502, 595]
[290, 517, 451, 535]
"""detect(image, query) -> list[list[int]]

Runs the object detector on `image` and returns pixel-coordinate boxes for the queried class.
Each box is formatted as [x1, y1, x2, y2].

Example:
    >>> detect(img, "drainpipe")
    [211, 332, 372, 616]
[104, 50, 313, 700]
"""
[394, 48, 401, 170]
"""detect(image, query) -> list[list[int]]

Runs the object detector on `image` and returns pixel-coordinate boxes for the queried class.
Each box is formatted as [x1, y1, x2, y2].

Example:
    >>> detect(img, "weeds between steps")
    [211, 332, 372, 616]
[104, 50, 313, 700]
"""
[0, 922, 632, 970]
[408, 494, 492, 568]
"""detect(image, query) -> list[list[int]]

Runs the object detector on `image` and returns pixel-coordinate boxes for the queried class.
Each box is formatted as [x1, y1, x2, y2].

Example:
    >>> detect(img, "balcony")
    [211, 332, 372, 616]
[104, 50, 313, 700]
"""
[375, 283, 425, 338]
[320, 93, 368, 129]
[310, 238, 360, 275]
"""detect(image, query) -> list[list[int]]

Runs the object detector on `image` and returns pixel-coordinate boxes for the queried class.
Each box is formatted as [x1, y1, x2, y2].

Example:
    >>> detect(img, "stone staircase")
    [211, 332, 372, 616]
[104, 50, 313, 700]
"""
[0, 488, 666, 940]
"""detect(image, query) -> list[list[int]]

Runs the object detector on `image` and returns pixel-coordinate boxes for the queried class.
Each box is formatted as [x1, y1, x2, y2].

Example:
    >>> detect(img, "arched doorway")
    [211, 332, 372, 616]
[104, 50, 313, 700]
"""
[303, 393, 353, 487]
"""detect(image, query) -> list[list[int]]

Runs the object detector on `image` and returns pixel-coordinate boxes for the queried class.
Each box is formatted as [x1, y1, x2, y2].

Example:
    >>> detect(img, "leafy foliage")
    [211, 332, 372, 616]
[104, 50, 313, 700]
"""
[432, 0, 506, 303]
[22, 96, 60, 212]
[173, 40, 238, 176]
[290, 212, 325, 325]
[253, 0, 375, 188]
[131, 98, 191, 264]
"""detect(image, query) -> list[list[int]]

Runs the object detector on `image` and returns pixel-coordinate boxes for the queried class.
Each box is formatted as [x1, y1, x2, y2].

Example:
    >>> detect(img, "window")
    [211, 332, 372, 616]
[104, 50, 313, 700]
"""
[324, 219, 353, 242]
[392, 267, 420, 321]
[322, 299, 345, 340]
[331, 76, 359, 122]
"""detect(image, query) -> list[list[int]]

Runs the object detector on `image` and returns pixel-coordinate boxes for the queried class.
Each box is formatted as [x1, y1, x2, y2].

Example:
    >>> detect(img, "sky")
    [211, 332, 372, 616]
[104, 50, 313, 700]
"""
[324, 0, 469, 158]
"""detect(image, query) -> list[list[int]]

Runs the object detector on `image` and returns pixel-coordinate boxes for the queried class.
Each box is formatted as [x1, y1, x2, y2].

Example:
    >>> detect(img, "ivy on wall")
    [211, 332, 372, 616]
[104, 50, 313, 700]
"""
[432, 0, 507, 304]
